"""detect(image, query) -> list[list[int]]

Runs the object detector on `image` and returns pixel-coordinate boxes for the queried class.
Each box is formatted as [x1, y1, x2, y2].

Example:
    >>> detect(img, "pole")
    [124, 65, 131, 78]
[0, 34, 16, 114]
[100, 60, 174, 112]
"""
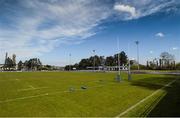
[128, 42, 131, 81]
[118, 40, 120, 76]
[69, 53, 71, 71]
[93, 50, 95, 72]
[116, 38, 121, 82]
[135, 41, 140, 70]
[101, 56, 105, 72]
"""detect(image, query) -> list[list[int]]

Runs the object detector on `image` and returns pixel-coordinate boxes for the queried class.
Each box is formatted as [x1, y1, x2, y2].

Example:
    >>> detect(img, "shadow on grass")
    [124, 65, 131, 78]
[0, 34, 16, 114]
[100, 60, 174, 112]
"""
[130, 75, 180, 116]
[148, 79, 180, 117]
[130, 76, 175, 90]
[131, 81, 163, 90]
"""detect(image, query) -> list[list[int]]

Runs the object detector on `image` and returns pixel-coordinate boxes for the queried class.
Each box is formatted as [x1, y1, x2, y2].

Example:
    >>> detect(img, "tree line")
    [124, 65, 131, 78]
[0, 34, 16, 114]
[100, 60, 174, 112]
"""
[65, 51, 128, 70]
[147, 52, 176, 70]
[17, 58, 42, 71]
[65, 51, 180, 71]
[3, 58, 42, 71]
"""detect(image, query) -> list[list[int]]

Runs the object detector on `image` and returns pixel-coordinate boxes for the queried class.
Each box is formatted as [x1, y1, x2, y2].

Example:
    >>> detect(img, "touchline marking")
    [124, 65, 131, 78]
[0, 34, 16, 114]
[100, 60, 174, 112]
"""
[116, 79, 178, 117]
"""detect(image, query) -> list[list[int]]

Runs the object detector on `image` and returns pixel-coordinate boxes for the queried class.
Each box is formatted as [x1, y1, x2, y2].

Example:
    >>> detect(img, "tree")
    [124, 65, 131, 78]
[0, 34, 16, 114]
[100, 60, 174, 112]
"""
[12, 54, 16, 67]
[89, 55, 102, 67]
[120, 51, 128, 65]
[176, 63, 180, 70]
[105, 56, 115, 66]
[73, 63, 79, 70]
[78, 59, 90, 69]
[36, 59, 42, 70]
[160, 52, 174, 61]
[18, 60, 23, 70]
[99, 56, 105, 66]
[147, 52, 176, 70]
[24, 60, 30, 70]
[65, 51, 129, 70]
[24, 58, 42, 71]
[160, 52, 175, 69]
[4, 57, 14, 70]
[42, 65, 52, 70]
[114, 51, 128, 66]
[65, 65, 72, 71]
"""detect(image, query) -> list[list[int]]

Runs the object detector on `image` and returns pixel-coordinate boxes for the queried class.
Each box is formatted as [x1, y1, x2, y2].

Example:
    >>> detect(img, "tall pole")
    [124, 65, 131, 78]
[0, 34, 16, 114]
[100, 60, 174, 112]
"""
[69, 53, 71, 71]
[118, 39, 120, 76]
[128, 43, 131, 80]
[135, 41, 140, 70]
[93, 50, 95, 71]
[116, 38, 121, 82]
[101, 56, 105, 71]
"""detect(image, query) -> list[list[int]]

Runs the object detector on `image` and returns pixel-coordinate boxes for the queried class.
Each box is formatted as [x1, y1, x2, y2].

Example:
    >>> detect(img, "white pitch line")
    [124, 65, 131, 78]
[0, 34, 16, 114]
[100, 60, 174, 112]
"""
[0, 89, 86, 104]
[0, 90, 69, 104]
[0, 93, 51, 103]
[116, 79, 178, 117]
[0, 79, 19, 82]
[18, 87, 48, 92]
[29, 85, 35, 89]
[0, 84, 107, 104]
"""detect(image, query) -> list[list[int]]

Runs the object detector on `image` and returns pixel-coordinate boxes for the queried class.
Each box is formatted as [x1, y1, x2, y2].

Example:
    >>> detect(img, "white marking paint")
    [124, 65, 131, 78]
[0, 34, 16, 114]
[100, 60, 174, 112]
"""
[0, 84, 106, 104]
[29, 85, 35, 89]
[0, 79, 19, 82]
[0, 90, 70, 104]
[18, 87, 48, 92]
[0, 93, 48, 103]
[116, 79, 178, 117]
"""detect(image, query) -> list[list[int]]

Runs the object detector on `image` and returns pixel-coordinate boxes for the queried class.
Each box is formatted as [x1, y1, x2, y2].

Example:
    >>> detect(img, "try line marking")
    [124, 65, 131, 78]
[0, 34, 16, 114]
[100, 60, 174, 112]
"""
[116, 78, 178, 117]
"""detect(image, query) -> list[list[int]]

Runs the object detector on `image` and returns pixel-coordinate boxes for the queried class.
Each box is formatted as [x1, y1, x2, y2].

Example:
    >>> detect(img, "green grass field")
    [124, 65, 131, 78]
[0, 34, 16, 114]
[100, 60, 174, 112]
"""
[0, 72, 179, 117]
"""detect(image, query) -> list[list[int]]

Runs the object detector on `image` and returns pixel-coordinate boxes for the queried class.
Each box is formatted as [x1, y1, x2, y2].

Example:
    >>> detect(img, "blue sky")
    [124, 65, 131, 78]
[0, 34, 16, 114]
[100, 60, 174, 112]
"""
[0, 0, 180, 66]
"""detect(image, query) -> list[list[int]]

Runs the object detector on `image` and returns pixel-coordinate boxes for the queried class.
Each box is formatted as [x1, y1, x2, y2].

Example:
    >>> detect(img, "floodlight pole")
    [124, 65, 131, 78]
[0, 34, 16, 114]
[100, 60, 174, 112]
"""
[93, 50, 96, 72]
[135, 41, 140, 70]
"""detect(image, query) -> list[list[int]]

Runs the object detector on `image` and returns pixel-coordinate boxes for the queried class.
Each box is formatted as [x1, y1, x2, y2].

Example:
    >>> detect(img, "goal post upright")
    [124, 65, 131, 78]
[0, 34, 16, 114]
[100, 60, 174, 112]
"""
[116, 37, 121, 82]
[128, 60, 132, 81]
[128, 42, 132, 81]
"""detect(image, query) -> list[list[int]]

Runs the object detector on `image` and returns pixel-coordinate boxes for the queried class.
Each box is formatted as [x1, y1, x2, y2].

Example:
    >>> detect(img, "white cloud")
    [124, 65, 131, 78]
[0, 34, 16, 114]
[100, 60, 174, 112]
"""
[131, 58, 135, 60]
[150, 51, 153, 54]
[0, 0, 111, 63]
[0, 0, 179, 64]
[171, 47, 178, 50]
[113, 0, 177, 20]
[114, 4, 138, 19]
[156, 32, 165, 38]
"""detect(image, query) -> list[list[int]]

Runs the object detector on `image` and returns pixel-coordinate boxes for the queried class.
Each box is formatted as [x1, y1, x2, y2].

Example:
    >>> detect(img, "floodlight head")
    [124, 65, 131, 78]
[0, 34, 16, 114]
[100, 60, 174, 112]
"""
[135, 41, 139, 45]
